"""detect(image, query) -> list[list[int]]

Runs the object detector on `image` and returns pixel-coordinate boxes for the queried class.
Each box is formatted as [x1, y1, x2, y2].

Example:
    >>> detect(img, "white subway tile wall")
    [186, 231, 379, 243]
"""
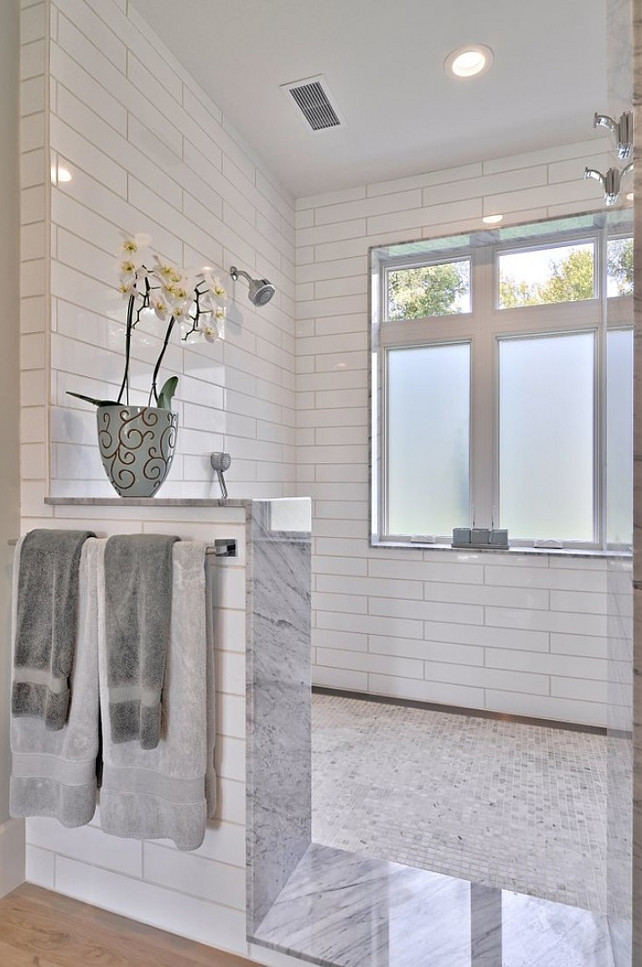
[20, 0, 49, 508]
[38, 0, 297, 501]
[295, 141, 624, 729]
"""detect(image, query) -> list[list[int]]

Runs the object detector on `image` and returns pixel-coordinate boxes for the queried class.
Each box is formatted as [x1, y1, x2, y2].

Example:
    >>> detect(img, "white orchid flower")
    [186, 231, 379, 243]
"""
[118, 278, 139, 300]
[153, 256, 182, 286]
[170, 302, 191, 321]
[214, 305, 226, 321]
[166, 281, 192, 306]
[201, 323, 219, 343]
[201, 269, 227, 305]
[121, 233, 151, 269]
[212, 277, 227, 302]
[118, 258, 137, 280]
[150, 294, 169, 321]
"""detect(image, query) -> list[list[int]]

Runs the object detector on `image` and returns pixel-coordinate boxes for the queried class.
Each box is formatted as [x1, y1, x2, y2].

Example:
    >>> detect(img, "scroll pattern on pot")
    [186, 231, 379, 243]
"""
[97, 405, 179, 498]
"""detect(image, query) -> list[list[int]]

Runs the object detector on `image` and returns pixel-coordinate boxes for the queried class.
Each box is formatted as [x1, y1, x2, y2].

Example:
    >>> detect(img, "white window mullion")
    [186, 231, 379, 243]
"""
[470, 244, 494, 529]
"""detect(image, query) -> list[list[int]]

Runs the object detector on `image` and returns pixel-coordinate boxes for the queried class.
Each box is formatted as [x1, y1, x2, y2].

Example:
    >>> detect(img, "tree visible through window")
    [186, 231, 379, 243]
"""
[607, 238, 634, 296]
[387, 260, 470, 319]
[499, 244, 594, 308]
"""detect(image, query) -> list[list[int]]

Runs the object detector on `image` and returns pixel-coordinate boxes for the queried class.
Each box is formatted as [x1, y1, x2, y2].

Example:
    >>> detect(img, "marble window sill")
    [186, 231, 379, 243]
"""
[371, 538, 632, 560]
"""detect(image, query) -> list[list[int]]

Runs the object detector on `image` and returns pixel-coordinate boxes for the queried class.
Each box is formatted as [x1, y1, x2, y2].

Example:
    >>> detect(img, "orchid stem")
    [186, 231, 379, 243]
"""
[149, 315, 176, 406]
[117, 295, 135, 405]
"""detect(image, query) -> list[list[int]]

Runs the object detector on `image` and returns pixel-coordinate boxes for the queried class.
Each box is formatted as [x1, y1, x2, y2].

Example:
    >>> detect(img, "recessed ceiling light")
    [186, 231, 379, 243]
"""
[482, 214, 503, 224]
[445, 45, 494, 79]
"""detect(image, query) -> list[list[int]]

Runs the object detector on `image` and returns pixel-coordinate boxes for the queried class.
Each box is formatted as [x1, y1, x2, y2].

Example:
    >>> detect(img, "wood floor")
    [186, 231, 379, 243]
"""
[0, 884, 255, 967]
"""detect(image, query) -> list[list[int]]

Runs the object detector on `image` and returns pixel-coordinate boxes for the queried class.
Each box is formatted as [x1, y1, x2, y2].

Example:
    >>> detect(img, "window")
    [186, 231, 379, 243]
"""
[498, 332, 594, 542]
[498, 242, 595, 308]
[371, 213, 633, 549]
[387, 259, 471, 319]
[387, 343, 470, 536]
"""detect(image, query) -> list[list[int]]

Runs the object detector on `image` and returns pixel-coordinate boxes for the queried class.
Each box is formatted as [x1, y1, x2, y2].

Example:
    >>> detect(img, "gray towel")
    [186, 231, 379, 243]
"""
[104, 534, 179, 750]
[11, 537, 100, 827]
[12, 528, 95, 731]
[98, 541, 215, 851]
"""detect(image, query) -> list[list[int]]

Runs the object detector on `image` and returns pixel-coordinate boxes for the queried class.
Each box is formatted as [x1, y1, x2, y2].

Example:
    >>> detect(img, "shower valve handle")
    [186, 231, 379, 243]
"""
[210, 452, 231, 499]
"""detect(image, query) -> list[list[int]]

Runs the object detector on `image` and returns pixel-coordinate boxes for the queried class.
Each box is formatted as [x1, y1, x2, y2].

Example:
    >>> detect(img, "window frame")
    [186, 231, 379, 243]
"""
[371, 214, 633, 551]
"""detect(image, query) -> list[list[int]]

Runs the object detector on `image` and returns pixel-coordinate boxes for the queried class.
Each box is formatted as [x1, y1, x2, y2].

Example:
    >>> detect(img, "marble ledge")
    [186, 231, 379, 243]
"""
[41, 496, 313, 537]
[44, 496, 253, 507]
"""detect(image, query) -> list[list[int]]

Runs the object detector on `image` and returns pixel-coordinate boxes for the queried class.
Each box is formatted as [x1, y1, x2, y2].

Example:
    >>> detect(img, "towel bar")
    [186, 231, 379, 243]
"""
[7, 537, 237, 557]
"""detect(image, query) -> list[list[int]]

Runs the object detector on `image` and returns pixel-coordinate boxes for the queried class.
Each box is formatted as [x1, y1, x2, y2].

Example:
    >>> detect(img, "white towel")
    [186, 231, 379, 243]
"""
[10, 537, 99, 827]
[97, 540, 216, 851]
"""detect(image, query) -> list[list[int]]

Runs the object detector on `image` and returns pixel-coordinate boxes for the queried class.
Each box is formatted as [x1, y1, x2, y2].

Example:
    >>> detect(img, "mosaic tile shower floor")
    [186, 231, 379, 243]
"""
[311, 693, 608, 914]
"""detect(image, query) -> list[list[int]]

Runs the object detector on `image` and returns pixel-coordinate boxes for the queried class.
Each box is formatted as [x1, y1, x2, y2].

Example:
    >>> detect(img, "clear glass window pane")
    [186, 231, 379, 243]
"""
[607, 237, 634, 297]
[607, 329, 633, 544]
[499, 332, 594, 541]
[387, 260, 471, 319]
[387, 344, 470, 536]
[498, 242, 595, 308]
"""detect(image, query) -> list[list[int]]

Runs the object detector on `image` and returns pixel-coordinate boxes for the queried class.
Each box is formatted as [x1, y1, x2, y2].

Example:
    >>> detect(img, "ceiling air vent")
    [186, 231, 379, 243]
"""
[281, 75, 346, 132]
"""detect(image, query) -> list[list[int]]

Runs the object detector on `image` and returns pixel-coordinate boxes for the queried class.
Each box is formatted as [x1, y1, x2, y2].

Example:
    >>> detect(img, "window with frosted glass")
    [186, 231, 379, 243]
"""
[607, 329, 633, 544]
[387, 260, 471, 320]
[387, 344, 470, 536]
[498, 242, 595, 309]
[499, 333, 594, 541]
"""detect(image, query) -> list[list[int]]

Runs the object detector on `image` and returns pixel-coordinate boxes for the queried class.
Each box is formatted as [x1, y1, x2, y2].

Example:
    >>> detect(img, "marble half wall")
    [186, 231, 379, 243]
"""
[246, 498, 312, 934]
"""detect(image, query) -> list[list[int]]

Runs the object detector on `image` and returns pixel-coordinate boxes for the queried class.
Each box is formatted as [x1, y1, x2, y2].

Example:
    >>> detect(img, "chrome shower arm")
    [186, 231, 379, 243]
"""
[593, 113, 617, 135]
[584, 166, 627, 206]
[584, 167, 605, 187]
[593, 110, 633, 160]
[230, 266, 253, 285]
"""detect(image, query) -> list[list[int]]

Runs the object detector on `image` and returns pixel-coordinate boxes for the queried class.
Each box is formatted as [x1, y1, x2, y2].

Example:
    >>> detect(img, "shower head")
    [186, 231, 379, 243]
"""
[229, 266, 276, 306]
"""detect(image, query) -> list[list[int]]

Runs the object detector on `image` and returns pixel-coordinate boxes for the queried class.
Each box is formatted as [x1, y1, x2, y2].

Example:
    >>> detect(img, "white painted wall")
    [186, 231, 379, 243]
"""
[295, 142, 629, 728]
[0, 0, 26, 898]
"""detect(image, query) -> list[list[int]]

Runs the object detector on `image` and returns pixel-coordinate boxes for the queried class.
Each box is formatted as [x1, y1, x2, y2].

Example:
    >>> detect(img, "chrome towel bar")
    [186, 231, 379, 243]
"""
[7, 537, 236, 557]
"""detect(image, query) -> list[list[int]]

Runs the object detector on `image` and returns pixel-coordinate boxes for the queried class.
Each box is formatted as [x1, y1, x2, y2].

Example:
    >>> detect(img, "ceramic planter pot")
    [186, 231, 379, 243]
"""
[97, 405, 178, 497]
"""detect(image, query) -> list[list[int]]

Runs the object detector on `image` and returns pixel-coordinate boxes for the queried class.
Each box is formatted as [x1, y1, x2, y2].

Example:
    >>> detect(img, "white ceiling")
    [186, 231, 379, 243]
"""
[130, 0, 608, 198]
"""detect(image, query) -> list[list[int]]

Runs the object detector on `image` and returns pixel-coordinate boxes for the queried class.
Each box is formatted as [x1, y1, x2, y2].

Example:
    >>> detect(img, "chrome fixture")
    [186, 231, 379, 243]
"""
[593, 111, 633, 160]
[584, 163, 633, 206]
[210, 451, 231, 498]
[229, 266, 276, 306]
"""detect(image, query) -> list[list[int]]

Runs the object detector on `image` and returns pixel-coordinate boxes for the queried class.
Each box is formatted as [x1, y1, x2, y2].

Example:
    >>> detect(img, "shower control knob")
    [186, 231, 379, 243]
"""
[210, 452, 231, 499]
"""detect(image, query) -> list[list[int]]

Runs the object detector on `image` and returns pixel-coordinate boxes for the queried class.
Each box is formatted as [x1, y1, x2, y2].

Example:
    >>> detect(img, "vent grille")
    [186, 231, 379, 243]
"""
[281, 75, 345, 132]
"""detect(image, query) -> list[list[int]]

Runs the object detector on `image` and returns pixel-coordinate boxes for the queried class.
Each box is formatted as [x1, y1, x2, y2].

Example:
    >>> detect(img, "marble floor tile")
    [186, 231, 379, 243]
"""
[250, 843, 613, 967]
[311, 694, 608, 913]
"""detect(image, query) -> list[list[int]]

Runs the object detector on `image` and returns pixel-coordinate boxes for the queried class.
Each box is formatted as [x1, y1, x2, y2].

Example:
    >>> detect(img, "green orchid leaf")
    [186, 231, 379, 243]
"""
[66, 391, 120, 407]
[157, 376, 179, 410]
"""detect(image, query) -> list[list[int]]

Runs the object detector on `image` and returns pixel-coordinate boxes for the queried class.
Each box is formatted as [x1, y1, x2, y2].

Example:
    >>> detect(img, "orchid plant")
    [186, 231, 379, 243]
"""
[68, 233, 227, 411]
